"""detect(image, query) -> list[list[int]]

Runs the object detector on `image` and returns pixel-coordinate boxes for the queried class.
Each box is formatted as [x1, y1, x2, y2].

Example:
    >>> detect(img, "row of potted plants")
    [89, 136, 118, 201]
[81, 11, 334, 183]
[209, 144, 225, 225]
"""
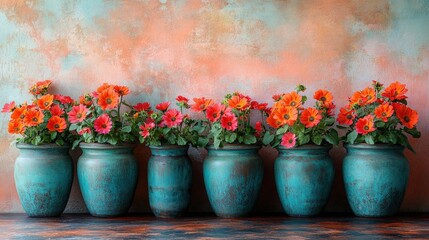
[2, 80, 420, 218]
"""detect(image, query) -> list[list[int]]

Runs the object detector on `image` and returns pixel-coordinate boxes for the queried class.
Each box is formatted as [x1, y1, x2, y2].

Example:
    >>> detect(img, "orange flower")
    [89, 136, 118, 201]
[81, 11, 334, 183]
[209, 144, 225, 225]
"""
[300, 108, 322, 128]
[266, 114, 282, 128]
[114, 85, 130, 96]
[190, 97, 213, 112]
[374, 103, 393, 122]
[337, 107, 355, 125]
[393, 103, 418, 129]
[314, 89, 333, 107]
[228, 95, 249, 110]
[382, 81, 408, 101]
[37, 94, 54, 110]
[8, 120, 25, 134]
[272, 105, 298, 127]
[29, 80, 52, 95]
[96, 83, 113, 94]
[47, 116, 67, 133]
[98, 88, 119, 110]
[356, 115, 376, 135]
[280, 92, 302, 108]
[79, 95, 93, 107]
[349, 91, 362, 106]
[350, 88, 376, 106]
[11, 106, 27, 121]
[24, 108, 44, 127]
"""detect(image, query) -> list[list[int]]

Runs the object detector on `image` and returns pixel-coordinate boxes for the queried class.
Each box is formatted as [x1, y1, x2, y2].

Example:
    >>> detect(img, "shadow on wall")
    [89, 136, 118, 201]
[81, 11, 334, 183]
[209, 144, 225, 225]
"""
[64, 145, 351, 214]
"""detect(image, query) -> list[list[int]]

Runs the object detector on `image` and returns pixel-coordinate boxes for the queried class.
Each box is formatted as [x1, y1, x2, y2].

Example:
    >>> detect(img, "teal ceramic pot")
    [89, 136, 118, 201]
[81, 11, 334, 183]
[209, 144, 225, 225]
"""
[203, 145, 263, 218]
[148, 145, 192, 218]
[77, 143, 138, 217]
[275, 145, 334, 217]
[14, 143, 73, 217]
[343, 144, 409, 217]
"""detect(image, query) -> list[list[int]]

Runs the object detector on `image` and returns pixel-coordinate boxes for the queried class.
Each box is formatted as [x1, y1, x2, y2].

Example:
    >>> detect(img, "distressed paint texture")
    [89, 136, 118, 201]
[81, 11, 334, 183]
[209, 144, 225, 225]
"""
[0, 0, 428, 213]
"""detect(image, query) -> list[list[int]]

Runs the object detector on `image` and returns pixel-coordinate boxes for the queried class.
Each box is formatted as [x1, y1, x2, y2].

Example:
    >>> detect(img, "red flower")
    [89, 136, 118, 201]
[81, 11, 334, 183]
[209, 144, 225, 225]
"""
[374, 103, 394, 122]
[156, 102, 170, 112]
[54, 95, 74, 105]
[206, 103, 222, 123]
[134, 102, 151, 112]
[47, 116, 67, 133]
[94, 114, 112, 134]
[300, 108, 322, 128]
[2, 101, 15, 113]
[220, 113, 238, 131]
[139, 122, 155, 138]
[393, 103, 418, 129]
[68, 104, 88, 124]
[176, 96, 189, 103]
[98, 88, 119, 110]
[281, 132, 296, 148]
[49, 104, 64, 116]
[337, 107, 355, 126]
[382, 81, 408, 101]
[356, 115, 376, 135]
[251, 101, 268, 111]
[162, 109, 183, 127]
[78, 127, 91, 135]
[272, 94, 282, 102]
[255, 121, 263, 137]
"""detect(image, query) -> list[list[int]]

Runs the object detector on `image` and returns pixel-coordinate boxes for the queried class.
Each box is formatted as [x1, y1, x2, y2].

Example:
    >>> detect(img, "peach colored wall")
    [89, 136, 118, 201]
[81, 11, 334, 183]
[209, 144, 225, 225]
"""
[0, 0, 428, 213]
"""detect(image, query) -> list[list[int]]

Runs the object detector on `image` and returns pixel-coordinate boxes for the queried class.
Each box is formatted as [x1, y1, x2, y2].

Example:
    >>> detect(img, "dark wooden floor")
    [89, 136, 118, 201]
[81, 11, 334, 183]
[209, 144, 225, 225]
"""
[1, 214, 429, 239]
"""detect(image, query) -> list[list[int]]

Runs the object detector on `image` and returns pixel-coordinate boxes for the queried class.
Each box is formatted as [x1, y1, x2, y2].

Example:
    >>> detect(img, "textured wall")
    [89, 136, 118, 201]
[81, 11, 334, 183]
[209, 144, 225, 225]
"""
[0, 0, 428, 213]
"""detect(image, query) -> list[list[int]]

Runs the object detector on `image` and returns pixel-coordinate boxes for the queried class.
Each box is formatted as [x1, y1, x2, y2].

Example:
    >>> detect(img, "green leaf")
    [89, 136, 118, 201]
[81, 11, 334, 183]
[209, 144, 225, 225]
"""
[388, 132, 397, 144]
[324, 130, 339, 145]
[375, 121, 385, 128]
[262, 132, 275, 145]
[225, 132, 237, 143]
[214, 137, 222, 149]
[69, 124, 78, 131]
[364, 134, 375, 144]
[107, 137, 118, 145]
[50, 132, 57, 140]
[72, 140, 81, 150]
[177, 136, 187, 145]
[404, 127, 421, 138]
[299, 134, 310, 145]
[347, 130, 358, 144]
[324, 117, 335, 126]
[276, 126, 288, 135]
[243, 134, 257, 145]
[163, 128, 171, 135]
[312, 134, 323, 145]
[197, 137, 209, 148]
[121, 126, 132, 133]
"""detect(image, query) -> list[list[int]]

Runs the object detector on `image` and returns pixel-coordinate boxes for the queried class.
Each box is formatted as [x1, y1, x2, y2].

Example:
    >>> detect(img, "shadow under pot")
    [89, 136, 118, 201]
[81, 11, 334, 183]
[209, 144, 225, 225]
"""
[14, 143, 73, 217]
[203, 144, 263, 218]
[77, 143, 138, 217]
[343, 144, 409, 217]
[274, 144, 334, 217]
[148, 145, 192, 218]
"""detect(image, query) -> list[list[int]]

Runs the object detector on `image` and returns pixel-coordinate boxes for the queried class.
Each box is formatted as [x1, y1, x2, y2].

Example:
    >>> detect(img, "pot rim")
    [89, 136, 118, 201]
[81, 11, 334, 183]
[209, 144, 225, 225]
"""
[149, 144, 189, 150]
[79, 142, 137, 149]
[277, 144, 332, 151]
[206, 144, 261, 150]
[344, 143, 404, 150]
[15, 143, 70, 149]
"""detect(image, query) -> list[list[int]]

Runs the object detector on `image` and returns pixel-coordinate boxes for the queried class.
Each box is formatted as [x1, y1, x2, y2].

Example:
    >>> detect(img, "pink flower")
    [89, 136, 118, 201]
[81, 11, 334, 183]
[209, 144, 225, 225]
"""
[139, 122, 155, 138]
[134, 102, 151, 112]
[156, 102, 170, 111]
[78, 127, 91, 135]
[50, 104, 64, 116]
[2, 101, 16, 112]
[281, 132, 296, 148]
[94, 114, 112, 134]
[162, 109, 183, 128]
[206, 103, 222, 122]
[68, 104, 88, 124]
[220, 113, 238, 131]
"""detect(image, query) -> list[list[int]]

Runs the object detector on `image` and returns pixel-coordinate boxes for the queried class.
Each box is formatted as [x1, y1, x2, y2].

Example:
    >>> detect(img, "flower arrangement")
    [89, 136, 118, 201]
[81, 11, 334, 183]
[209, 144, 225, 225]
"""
[337, 81, 420, 151]
[264, 85, 339, 148]
[69, 83, 137, 148]
[189, 92, 269, 148]
[133, 96, 202, 147]
[2, 80, 74, 145]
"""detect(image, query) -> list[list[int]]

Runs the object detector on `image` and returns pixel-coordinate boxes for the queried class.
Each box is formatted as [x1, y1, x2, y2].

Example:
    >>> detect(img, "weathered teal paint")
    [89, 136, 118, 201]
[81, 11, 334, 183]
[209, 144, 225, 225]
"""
[275, 145, 334, 217]
[203, 145, 263, 218]
[148, 145, 192, 218]
[343, 144, 409, 217]
[77, 143, 138, 217]
[14, 144, 73, 217]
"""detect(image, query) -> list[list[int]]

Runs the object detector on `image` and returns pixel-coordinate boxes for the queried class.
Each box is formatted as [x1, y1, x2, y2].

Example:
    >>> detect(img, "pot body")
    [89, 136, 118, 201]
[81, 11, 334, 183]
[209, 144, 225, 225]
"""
[203, 145, 263, 218]
[275, 145, 334, 217]
[14, 144, 73, 217]
[77, 143, 138, 217]
[148, 145, 192, 218]
[343, 144, 409, 217]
